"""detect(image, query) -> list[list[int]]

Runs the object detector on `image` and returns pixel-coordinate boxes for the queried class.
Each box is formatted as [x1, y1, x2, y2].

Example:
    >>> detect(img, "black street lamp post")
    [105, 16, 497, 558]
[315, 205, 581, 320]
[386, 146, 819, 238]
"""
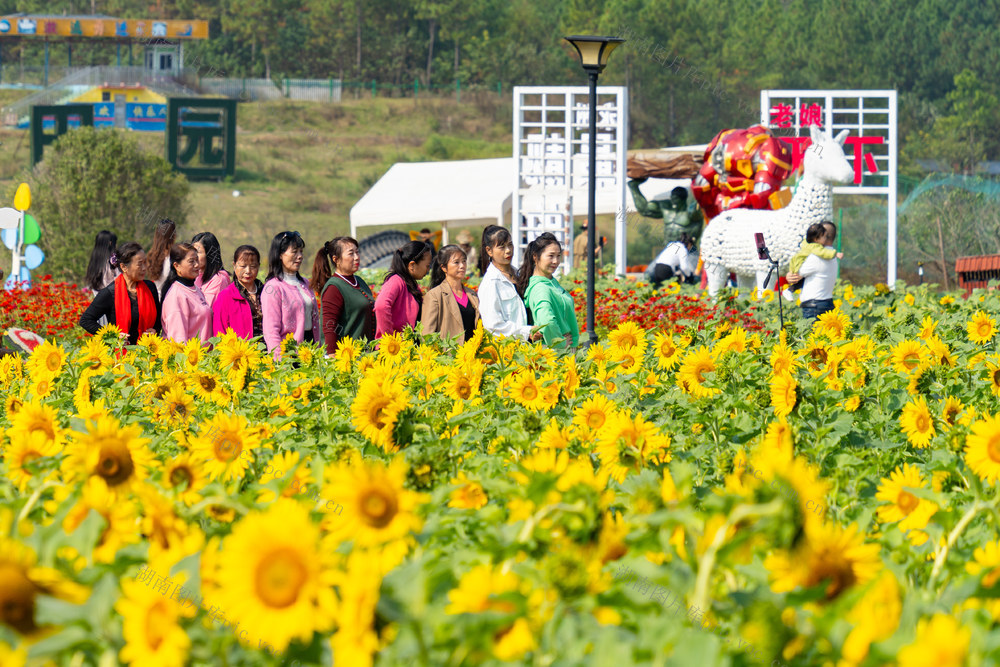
[564, 35, 624, 349]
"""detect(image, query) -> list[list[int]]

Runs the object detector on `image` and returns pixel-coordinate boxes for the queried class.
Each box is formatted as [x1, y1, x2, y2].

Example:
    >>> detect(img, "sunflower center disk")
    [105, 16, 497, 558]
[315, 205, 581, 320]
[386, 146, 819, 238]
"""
[0, 564, 38, 634]
[256, 549, 308, 608]
[97, 442, 135, 486]
[897, 491, 919, 514]
[361, 488, 399, 528]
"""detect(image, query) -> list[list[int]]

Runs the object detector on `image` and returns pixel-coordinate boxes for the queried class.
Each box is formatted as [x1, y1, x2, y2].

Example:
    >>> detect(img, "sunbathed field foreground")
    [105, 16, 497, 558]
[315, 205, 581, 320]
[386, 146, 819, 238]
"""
[1, 280, 1000, 666]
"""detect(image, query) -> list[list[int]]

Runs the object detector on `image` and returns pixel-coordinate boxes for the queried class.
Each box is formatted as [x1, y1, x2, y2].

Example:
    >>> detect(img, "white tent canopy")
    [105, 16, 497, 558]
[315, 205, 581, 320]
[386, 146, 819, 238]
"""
[349, 158, 515, 245]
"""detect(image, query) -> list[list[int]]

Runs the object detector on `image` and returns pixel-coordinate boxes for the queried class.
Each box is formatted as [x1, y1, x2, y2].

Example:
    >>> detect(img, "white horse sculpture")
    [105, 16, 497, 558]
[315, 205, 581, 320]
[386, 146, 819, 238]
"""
[701, 125, 854, 296]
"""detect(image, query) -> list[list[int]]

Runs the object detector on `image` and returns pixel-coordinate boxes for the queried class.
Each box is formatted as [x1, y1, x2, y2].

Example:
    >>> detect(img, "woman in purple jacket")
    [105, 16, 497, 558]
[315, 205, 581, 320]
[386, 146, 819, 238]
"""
[374, 240, 432, 338]
[212, 245, 263, 340]
[261, 231, 320, 359]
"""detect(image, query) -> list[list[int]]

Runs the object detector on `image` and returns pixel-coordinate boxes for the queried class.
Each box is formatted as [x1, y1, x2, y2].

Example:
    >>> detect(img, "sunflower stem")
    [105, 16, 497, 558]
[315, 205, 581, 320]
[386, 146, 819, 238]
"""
[929, 500, 985, 589]
[691, 499, 783, 613]
[15, 480, 60, 529]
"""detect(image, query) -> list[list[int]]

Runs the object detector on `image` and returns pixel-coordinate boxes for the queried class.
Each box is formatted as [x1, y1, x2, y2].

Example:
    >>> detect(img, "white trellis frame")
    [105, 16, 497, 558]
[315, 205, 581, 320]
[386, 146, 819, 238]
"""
[512, 86, 628, 274]
[760, 89, 898, 285]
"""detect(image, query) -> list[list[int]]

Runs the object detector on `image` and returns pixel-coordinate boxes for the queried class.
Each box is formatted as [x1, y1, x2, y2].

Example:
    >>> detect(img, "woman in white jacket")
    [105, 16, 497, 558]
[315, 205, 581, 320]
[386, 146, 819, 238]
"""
[476, 225, 543, 342]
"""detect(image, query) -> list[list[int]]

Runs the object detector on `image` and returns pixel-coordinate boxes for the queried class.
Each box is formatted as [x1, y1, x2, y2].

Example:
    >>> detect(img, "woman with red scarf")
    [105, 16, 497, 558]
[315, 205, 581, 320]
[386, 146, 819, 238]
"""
[79, 241, 162, 344]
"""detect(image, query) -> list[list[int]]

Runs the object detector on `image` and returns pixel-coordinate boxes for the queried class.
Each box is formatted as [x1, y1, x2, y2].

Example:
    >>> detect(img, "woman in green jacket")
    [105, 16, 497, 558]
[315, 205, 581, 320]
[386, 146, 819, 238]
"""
[517, 232, 579, 350]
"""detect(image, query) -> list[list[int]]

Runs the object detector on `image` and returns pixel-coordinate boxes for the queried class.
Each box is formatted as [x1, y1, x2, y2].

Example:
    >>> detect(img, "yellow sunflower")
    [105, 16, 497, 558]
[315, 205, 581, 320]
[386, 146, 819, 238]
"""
[889, 340, 926, 374]
[966, 540, 1000, 588]
[0, 534, 88, 636]
[964, 413, 1000, 484]
[509, 371, 548, 411]
[897, 614, 969, 667]
[537, 418, 573, 449]
[334, 336, 361, 373]
[444, 361, 484, 402]
[842, 571, 901, 666]
[212, 499, 340, 654]
[63, 477, 141, 562]
[900, 396, 935, 448]
[572, 394, 618, 439]
[652, 332, 684, 370]
[595, 411, 671, 483]
[940, 396, 965, 429]
[447, 472, 488, 510]
[714, 326, 748, 356]
[813, 309, 851, 341]
[5, 401, 63, 491]
[764, 521, 881, 601]
[985, 360, 1000, 398]
[607, 321, 647, 354]
[116, 569, 196, 666]
[446, 564, 520, 615]
[330, 551, 382, 667]
[875, 464, 938, 546]
[159, 386, 194, 425]
[163, 454, 209, 506]
[561, 356, 581, 399]
[324, 458, 426, 549]
[968, 310, 997, 345]
[191, 414, 263, 482]
[63, 415, 156, 497]
[676, 346, 719, 398]
[770, 372, 797, 418]
[25, 340, 67, 379]
[351, 375, 410, 453]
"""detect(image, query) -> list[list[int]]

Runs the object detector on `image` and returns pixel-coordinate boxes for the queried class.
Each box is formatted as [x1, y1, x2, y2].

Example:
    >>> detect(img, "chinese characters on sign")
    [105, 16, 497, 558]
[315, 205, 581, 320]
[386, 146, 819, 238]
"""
[30, 104, 95, 166]
[762, 95, 891, 186]
[760, 89, 898, 284]
[166, 98, 237, 180]
[0, 17, 208, 39]
[512, 87, 628, 274]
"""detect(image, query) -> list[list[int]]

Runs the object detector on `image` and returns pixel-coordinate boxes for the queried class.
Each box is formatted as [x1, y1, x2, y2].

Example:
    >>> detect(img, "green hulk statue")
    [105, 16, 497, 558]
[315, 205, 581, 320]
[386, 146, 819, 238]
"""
[627, 178, 704, 246]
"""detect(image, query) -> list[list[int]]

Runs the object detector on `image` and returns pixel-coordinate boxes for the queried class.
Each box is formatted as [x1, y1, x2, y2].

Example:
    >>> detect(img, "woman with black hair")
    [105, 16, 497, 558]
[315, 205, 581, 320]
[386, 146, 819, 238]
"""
[374, 241, 431, 338]
[261, 231, 320, 359]
[161, 243, 213, 344]
[213, 245, 264, 340]
[314, 236, 375, 354]
[518, 233, 578, 350]
[192, 231, 231, 308]
[421, 244, 480, 344]
[85, 230, 118, 294]
[146, 219, 176, 295]
[477, 225, 541, 342]
[80, 241, 162, 345]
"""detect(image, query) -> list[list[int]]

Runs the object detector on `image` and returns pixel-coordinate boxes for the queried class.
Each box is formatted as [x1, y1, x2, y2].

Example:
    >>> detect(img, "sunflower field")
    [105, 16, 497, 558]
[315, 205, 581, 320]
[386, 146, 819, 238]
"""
[1, 281, 1000, 666]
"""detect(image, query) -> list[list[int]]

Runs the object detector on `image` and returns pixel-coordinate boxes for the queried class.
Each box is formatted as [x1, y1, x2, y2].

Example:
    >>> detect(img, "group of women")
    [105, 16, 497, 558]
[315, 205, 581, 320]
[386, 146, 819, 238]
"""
[78, 222, 581, 357]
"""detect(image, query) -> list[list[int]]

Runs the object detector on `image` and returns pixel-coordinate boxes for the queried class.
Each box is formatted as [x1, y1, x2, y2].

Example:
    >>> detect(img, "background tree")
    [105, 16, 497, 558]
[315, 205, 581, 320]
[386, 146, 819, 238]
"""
[13, 128, 189, 282]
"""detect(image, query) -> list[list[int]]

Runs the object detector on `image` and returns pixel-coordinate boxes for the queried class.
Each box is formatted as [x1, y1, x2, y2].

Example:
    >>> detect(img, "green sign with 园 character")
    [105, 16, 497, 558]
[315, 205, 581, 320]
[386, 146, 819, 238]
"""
[165, 98, 237, 180]
[30, 104, 95, 166]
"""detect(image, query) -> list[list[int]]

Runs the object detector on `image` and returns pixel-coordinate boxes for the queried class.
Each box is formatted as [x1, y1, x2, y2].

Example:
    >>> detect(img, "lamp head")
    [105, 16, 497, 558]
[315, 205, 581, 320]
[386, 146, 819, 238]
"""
[564, 36, 625, 73]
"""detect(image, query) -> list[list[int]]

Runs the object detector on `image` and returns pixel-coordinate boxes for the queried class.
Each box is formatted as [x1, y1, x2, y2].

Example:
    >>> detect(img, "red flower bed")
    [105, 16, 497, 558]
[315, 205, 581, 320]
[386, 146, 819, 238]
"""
[1, 276, 92, 344]
[571, 280, 767, 335]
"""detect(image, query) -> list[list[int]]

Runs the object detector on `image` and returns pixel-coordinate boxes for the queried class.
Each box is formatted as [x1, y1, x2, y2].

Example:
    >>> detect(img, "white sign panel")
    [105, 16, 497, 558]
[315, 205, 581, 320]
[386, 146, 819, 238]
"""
[760, 89, 898, 284]
[513, 86, 628, 274]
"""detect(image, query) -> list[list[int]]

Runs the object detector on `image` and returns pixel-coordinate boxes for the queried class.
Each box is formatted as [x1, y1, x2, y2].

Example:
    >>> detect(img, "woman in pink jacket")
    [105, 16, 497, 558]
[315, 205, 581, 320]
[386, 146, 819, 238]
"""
[375, 240, 432, 338]
[192, 232, 231, 308]
[213, 245, 263, 340]
[261, 231, 320, 359]
[161, 243, 213, 344]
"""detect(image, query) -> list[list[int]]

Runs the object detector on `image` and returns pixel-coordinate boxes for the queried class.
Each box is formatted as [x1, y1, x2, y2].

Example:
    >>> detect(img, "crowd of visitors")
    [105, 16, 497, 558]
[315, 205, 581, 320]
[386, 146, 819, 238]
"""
[77, 223, 584, 355]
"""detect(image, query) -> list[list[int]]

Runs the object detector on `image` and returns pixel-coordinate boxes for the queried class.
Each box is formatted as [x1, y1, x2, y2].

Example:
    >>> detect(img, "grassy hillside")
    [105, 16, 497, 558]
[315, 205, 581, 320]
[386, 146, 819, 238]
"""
[0, 92, 651, 284]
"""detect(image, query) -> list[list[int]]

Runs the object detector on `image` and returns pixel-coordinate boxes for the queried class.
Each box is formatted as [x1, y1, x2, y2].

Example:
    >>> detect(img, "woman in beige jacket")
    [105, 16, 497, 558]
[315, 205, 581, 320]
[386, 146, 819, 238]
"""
[421, 244, 480, 344]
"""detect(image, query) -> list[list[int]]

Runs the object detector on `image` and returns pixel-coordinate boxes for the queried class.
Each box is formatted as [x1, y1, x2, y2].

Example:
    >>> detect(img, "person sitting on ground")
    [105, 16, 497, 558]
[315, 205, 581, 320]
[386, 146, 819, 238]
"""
[644, 233, 699, 287]
[782, 221, 843, 301]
